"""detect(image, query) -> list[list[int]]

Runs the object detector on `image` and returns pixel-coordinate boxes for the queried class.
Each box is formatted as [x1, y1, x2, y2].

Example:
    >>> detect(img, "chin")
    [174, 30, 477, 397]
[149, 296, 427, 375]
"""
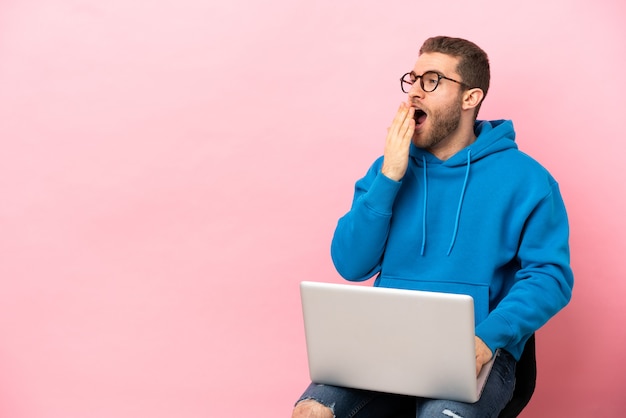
[412, 131, 430, 148]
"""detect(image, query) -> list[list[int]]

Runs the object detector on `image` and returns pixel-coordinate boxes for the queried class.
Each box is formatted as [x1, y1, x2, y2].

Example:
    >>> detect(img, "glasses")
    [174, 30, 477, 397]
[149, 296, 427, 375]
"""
[400, 71, 469, 93]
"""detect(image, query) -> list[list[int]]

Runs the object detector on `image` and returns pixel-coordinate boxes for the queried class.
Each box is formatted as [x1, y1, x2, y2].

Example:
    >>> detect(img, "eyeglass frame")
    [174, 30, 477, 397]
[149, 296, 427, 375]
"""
[400, 71, 472, 94]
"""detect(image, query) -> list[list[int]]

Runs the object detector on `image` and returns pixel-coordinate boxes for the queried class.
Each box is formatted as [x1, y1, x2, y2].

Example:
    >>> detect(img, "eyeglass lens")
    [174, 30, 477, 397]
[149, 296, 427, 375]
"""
[401, 72, 441, 93]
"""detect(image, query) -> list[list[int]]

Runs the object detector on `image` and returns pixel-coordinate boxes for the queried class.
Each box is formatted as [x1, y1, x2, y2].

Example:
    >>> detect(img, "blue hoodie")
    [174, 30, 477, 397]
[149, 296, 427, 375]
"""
[330, 120, 573, 360]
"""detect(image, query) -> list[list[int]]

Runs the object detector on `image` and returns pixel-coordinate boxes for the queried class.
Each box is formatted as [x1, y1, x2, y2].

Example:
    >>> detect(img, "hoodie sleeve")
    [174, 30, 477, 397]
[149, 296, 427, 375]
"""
[331, 158, 402, 281]
[476, 181, 574, 357]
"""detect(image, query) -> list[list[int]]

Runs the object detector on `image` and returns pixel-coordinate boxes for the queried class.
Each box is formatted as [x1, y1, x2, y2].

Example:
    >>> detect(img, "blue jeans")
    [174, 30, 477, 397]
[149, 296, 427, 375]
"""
[296, 350, 516, 418]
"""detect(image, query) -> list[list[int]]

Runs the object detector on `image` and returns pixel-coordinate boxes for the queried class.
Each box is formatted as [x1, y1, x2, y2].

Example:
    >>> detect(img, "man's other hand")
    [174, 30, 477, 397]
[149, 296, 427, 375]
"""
[475, 336, 493, 376]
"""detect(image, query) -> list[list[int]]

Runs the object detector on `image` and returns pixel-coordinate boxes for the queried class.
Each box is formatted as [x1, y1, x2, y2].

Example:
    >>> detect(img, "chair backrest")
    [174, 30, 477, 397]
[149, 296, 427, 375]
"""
[498, 334, 537, 418]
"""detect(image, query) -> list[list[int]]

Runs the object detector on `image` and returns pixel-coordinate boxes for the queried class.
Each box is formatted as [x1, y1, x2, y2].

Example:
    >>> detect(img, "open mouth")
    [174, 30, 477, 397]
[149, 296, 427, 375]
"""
[413, 109, 427, 126]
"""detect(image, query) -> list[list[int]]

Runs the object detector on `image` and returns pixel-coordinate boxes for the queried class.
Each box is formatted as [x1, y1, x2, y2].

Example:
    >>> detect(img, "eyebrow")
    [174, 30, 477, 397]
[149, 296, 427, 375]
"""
[411, 69, 445, 77]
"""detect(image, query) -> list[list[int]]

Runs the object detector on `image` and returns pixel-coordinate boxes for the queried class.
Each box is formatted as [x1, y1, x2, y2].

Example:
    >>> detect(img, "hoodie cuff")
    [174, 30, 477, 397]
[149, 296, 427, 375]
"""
[475, 312, 515, 355]
[362, 172, 402, 215]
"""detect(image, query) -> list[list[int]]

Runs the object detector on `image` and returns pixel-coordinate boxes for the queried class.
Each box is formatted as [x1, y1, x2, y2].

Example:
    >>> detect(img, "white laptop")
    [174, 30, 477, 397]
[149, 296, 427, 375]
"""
[300, 281, 496, 403]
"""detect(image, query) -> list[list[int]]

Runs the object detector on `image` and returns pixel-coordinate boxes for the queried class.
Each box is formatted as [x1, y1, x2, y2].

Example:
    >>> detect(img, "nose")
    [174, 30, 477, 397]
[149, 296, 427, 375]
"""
[408, 81, 424, 101]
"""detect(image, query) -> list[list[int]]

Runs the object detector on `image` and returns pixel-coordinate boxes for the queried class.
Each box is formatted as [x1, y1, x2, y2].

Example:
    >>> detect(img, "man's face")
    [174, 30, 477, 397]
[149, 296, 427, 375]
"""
[407, 53, 465, 151]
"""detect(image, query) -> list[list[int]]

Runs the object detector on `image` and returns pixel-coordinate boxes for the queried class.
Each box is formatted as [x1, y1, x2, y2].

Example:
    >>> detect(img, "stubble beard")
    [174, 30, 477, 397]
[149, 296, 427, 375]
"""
[413, 100, 462, 151]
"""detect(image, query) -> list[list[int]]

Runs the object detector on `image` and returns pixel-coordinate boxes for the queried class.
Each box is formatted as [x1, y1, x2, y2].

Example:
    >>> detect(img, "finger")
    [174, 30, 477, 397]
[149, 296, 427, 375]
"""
[389, 103, 409, 134]
[398, 108, 415, 139]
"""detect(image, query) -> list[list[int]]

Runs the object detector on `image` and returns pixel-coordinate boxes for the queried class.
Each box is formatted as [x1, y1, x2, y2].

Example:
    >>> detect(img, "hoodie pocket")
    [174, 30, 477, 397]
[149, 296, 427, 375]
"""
[377, 277, 490, 325]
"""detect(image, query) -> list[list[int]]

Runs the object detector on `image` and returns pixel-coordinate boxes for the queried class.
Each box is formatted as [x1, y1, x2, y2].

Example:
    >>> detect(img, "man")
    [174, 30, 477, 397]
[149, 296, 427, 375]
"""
[292, 36, 573, 418]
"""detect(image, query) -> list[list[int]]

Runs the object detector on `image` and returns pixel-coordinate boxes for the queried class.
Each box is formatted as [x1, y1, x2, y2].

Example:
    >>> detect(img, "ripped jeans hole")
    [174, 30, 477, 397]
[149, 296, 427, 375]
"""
[296, 398, 336, 418]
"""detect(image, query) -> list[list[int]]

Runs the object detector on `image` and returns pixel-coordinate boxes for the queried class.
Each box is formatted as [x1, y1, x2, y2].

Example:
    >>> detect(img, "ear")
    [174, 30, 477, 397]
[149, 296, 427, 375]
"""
[461, 88, 484, 111]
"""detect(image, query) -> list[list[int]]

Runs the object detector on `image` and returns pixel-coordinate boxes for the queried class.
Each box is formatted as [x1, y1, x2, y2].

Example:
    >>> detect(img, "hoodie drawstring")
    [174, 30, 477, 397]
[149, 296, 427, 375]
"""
[420, 156, 428, 256]
[447, 150, 471, 255]
[419, 150, 472, 256]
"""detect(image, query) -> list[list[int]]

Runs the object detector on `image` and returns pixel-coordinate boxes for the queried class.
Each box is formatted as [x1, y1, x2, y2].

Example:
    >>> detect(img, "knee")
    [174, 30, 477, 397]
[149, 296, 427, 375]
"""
[292, 399, 334, 418]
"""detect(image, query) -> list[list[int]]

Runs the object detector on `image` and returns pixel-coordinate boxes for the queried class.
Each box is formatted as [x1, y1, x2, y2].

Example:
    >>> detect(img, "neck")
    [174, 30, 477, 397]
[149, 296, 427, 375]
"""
[428, 119, 477, 160]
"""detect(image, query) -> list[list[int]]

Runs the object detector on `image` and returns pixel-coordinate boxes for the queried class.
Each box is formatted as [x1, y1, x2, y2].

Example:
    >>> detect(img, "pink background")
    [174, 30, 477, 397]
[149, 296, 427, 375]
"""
[0, 1, 624, 416]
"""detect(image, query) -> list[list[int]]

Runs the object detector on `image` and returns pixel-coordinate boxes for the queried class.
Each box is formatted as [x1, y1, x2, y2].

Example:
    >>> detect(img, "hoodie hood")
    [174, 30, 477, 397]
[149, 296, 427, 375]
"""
[409, 119, 518, 167]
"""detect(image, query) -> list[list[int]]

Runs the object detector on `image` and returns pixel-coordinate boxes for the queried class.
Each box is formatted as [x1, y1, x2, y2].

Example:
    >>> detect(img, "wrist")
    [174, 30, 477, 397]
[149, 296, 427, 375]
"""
[381, 166, 403, 182]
